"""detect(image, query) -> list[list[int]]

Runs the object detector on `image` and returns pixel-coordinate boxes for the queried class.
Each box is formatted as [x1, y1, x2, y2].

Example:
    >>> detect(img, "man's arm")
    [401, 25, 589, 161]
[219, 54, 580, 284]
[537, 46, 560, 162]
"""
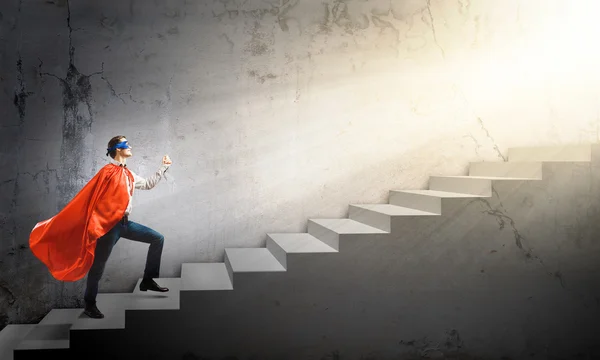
[132, 163, 170, 190]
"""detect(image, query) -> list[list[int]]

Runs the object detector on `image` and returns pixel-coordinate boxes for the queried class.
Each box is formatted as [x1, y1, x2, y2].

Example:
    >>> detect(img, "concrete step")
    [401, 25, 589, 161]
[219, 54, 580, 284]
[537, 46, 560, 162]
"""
[0, 325, 36, 360]
[507, 144, 592, 162]
[15, 324, 70, 351]
[128, 277, 181, 310]
[348, 204, 438, 232]
[71, 278, 181, 331]
[70, 294, 129, 330]
[14, 309, 83, 351]
[181, 263, 233, 291]
[389, 189, 486, 214]
[266, 233, 338, 268]
[224, 248, 286, 284]
[428, 175, 538, 196]
[307, 218, 388, 250]
[38, 309, 83, 325]
[132, 277, 182, 295]
[469, 161, 543, 179]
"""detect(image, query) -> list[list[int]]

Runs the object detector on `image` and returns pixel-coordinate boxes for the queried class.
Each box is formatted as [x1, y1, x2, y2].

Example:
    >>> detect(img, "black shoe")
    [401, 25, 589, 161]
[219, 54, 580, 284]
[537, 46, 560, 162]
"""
[83, 302, 104, 319]
[139, 278, 169, 292]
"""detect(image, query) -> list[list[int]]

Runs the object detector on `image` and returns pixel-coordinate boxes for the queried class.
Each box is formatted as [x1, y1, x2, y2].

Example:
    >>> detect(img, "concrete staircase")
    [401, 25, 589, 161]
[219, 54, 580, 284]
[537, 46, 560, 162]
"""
[0, 143, 595, 360]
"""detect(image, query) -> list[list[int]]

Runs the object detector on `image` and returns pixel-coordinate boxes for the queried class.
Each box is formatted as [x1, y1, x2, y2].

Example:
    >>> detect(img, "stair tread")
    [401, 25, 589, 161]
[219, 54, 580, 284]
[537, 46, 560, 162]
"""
[16, 339, 70, 350]
[267, 233, 337, 253]
[71, 282, 180, 331]
[70, 293, 129, 330]
[391, 189, 486, 198]
[133, 277, 182, 294]
[226, 248, 286, 272]
[0, 325, 36, 360]
[310, 218, 388, 234]
[508, 144, 593, 161]
[351, 204, 439, 216]
[127, 278, 180, 310]
[470, 161, 542, 165]
[509, 144, 591, 150]
[39, 309, 83, 325]
[430, 175, 538, 180]
[181, 263, 233, 291]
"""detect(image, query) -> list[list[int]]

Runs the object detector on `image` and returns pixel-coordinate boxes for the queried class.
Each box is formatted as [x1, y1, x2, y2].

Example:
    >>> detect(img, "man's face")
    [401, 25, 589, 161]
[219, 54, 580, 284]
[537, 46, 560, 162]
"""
[117, 138, 133, 158]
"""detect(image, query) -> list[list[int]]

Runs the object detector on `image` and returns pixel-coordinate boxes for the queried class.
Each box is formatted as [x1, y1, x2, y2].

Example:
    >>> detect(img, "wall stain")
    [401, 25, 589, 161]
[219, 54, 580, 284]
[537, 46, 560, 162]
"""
[14, 55, 34, 125]
[100, 13, 124, 36]
[277, 0, 300, 32]
[0, 280, 16, 331]
[247, 69, 277, 84]
[371, 15, 401, 56]
[37, 0, 104, 209]
[244, 21, 272, 56]
[331, 0, 370, 35]
[398, 328, 465, 358]
[219, 33, 235, 53]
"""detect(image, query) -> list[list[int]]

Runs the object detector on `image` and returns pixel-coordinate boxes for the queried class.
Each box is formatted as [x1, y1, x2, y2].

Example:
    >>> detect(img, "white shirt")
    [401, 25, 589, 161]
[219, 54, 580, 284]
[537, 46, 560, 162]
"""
[110, 159, 170, 216]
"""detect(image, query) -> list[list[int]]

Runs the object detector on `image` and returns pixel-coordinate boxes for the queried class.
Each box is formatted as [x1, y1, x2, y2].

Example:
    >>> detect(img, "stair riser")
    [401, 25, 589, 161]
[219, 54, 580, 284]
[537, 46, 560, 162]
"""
[375, 198, 484, 234]
[224, 252, 234, 286]
[266, 237, 287, 269]
[69, 328, 124, 352]
[388, 191, 442, 214]
[282, 252, 341, 274]
[307, 221, 340, 251]
[348, 206, 391, 232]
[180, 272, 289, 309]
[429, 177, 492, 196]
[469, 162, 543, 178]
[14, 348, 69, 360]
[508, 145, 592, 162]
[1, 325, 36, 360]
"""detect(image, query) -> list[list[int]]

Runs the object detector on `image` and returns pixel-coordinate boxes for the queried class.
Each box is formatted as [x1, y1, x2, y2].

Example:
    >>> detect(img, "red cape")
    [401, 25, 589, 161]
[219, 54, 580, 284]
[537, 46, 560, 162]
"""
[29, 164, 134, 282]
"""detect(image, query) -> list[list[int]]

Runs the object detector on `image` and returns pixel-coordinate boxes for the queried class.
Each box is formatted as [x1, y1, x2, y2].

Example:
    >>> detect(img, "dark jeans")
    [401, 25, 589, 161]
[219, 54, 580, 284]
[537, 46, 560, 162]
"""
[84, 218, 165, 304]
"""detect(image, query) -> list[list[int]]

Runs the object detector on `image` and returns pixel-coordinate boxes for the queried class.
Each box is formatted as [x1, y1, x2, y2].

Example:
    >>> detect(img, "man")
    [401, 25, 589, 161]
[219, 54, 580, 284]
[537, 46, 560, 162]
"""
[29, 135, 172, 319]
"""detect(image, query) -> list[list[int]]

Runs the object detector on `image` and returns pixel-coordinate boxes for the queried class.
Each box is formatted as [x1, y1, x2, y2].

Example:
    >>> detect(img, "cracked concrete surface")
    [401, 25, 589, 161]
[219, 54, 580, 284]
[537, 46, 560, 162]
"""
[426, 0, 446, 59]
[477, 117, 507, 161]
[14, 55, 34, 124]
[2, 1, 600, 357]
[38, 0, 108, 209]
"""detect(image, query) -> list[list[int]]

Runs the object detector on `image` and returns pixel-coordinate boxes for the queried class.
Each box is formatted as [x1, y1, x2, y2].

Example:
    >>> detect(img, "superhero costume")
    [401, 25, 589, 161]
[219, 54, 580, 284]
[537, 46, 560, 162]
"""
[29, 141, 135, 281]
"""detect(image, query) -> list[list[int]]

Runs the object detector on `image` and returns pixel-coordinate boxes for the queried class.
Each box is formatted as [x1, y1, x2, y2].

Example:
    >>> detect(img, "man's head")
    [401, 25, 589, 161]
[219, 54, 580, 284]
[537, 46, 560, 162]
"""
[106, 135, 132, 160]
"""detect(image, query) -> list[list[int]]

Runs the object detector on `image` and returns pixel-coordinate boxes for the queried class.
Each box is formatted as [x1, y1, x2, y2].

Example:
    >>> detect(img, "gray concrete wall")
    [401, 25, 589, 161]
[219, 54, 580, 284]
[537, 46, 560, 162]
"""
[1, 0, 600, 342]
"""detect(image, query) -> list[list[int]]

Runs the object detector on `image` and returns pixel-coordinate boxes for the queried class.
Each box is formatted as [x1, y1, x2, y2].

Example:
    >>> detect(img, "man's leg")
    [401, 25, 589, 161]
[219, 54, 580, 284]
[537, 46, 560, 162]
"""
[121, 220, 168, 292]
[83, 223, 122, 318]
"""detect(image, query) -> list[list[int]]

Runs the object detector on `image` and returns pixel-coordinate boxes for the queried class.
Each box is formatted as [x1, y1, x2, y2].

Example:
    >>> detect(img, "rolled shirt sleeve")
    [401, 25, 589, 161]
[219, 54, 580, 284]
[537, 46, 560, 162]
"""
[132, 163, 170, 190]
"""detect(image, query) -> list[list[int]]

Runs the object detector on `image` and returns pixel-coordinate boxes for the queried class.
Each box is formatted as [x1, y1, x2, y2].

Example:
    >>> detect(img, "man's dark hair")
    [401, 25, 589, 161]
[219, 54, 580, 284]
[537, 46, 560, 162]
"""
[107, 135, 126, 159]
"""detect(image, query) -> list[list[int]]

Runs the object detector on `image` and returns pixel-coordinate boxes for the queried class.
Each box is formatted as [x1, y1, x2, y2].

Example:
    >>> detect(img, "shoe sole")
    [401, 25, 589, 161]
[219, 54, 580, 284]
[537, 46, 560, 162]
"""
[84, 311, 104, 319]
[139, 286, 169, 292]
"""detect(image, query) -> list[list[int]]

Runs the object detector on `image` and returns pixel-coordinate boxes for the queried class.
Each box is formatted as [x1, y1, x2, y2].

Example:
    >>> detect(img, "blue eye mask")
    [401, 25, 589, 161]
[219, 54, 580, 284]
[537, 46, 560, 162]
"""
[106, 141, 131, 156]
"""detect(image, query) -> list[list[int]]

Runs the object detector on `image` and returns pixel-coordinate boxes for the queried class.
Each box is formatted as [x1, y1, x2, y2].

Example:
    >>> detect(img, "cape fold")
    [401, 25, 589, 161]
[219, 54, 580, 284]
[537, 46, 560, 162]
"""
[29, 164, 133, 281]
